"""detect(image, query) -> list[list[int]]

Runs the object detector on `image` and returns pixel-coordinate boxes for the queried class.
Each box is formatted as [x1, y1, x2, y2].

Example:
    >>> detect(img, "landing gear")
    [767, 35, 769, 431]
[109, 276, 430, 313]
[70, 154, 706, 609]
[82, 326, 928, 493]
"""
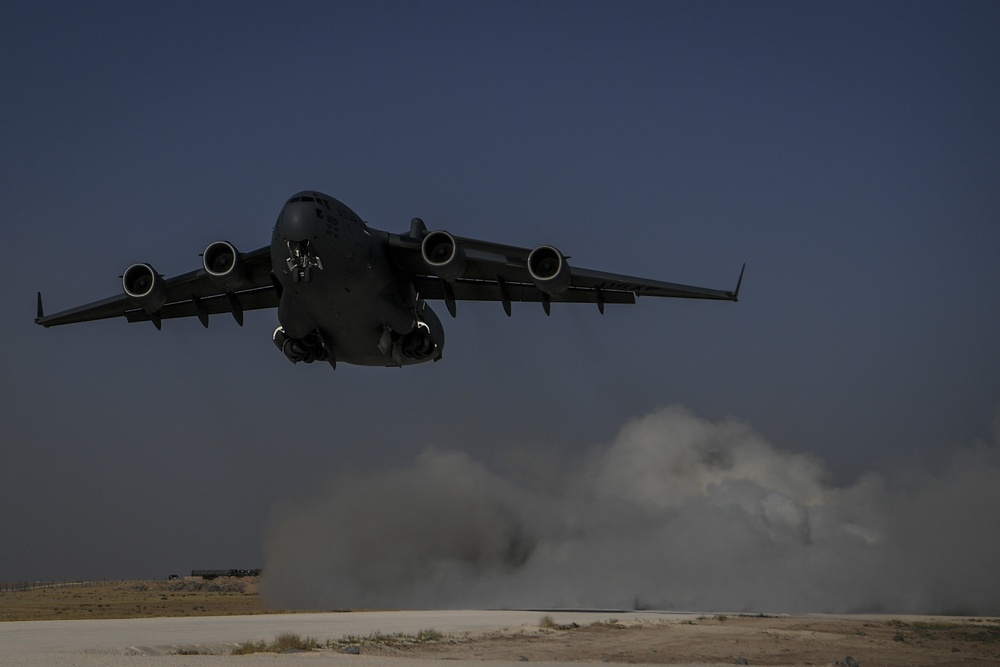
[378, 320, 438, 366]
[400, 321, 436, 359]
[272, 326, 335, 368]
[285, 241, 323, 283]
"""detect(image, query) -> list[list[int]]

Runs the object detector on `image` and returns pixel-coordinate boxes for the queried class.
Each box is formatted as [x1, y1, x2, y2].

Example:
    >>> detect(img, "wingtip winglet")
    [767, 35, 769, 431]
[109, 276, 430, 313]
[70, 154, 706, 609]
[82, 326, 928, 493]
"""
[35, 292, 45, 324]
[732, 263, 745, 302]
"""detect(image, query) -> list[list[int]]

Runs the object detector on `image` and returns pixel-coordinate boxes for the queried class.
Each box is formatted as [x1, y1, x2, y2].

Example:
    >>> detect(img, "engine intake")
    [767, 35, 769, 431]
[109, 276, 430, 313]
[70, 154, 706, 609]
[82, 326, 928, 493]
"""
[421, 230, 466, 281]
[123, 263, 167, 313]
[527, 245, 571, 296]
[202, 240, 247, 290]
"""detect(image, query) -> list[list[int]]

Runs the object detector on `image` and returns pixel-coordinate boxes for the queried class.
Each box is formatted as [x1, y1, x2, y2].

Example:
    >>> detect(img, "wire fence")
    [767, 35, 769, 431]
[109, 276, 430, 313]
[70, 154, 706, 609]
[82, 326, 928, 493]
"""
[0, 579, 167, 592]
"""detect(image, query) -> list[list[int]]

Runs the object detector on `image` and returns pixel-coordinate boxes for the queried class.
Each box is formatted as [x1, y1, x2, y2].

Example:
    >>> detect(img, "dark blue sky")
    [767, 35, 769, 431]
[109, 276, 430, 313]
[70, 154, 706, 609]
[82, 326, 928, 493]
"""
[3, 1, 999, 592]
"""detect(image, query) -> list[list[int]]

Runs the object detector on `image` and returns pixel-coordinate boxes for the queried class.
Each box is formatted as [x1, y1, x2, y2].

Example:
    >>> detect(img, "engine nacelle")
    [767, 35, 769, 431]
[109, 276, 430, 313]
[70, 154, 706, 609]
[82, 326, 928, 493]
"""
[123, 263, 167, 313]
[527, 245, 571, 296]
[202, 240, 247, 290]
[421, 230, 467, 281]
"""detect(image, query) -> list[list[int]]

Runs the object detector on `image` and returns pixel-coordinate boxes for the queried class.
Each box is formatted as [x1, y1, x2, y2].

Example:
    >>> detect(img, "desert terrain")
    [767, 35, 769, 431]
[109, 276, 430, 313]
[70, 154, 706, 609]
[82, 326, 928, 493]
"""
[382, 614, 1000, 666]
[2, 579, 998, 666]
[0, 578, 267, 621]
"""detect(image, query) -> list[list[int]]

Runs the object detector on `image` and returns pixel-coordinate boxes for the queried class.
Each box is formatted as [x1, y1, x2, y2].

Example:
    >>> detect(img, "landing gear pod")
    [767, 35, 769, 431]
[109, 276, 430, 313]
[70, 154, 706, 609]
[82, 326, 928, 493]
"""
[272, 326, 331, 365]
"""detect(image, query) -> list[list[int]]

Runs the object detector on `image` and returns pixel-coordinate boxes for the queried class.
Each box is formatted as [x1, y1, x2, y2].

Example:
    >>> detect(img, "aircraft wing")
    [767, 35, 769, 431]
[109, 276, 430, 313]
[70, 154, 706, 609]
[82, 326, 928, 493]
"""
[35, 245, 276, 329]
[386, 228, 742, 316]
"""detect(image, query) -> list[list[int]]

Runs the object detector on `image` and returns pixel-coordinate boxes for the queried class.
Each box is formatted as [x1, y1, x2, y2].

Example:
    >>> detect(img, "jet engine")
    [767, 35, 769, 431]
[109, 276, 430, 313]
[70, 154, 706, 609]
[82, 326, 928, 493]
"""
[421, 230, 466, 281]
[123, 263, 166, 313]
[527, 245, 571, 296]
[202, 240, 247, 290]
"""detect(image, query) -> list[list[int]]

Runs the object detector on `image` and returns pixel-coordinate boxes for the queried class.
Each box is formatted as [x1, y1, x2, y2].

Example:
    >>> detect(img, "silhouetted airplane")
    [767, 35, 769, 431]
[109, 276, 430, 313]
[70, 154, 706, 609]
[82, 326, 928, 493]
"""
[36, 191, 743, 368]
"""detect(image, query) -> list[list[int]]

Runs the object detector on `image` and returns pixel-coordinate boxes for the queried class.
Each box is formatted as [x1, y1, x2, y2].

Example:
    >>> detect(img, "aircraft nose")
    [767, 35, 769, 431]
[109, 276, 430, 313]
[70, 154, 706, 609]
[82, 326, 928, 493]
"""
[281, 207, 313, 242]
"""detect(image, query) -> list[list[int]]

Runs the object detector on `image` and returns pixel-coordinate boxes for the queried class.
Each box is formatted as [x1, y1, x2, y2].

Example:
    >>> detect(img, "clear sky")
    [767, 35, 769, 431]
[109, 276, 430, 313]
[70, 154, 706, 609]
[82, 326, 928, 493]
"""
[3, 2, 999, 612]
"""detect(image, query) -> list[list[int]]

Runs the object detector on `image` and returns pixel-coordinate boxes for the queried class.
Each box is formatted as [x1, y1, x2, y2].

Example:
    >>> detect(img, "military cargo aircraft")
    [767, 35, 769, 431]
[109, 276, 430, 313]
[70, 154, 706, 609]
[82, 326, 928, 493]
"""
[35, 191, 743, 369]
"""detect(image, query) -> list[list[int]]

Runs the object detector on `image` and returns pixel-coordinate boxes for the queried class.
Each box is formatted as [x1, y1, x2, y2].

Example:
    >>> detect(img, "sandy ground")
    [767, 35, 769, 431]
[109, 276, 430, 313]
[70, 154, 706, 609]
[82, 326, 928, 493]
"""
[4, 611, 998, 667]
[0, 579, 265, 621]
[366, 615, 1000, 666]
[2, 583, 998, 666]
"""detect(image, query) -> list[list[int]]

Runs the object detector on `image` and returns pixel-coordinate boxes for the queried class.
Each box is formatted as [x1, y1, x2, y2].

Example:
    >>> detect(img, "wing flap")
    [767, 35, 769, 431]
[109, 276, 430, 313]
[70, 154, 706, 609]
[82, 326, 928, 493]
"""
[569, 267, 740, 300]
[124, 285, 279, 323]
[413, 276, 635, 304]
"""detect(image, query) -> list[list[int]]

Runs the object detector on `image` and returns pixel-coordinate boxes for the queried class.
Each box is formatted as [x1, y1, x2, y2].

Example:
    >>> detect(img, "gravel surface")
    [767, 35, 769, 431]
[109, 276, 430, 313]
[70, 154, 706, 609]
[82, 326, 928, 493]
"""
[3, 609, 997, 667]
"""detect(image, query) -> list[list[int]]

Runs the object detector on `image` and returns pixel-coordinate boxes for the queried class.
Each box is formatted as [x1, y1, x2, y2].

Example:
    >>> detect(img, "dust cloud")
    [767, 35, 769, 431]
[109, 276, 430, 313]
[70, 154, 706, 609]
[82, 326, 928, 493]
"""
[260, 405, 1000, 614]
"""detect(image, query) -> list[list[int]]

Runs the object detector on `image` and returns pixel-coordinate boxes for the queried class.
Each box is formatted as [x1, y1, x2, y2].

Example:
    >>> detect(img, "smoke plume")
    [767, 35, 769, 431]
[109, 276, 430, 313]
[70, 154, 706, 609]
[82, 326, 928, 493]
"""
[261, 405, 1000, 614]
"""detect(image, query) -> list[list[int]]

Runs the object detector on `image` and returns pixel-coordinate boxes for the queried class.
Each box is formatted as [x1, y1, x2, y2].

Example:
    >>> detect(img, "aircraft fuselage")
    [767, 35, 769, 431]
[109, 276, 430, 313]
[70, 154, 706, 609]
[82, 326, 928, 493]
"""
[269, 191, 444, 367]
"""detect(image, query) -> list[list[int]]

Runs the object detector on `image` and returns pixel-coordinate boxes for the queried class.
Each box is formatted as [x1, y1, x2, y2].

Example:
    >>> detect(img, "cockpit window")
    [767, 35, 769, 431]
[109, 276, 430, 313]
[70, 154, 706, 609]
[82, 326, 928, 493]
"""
[287, 194, 334, 210]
